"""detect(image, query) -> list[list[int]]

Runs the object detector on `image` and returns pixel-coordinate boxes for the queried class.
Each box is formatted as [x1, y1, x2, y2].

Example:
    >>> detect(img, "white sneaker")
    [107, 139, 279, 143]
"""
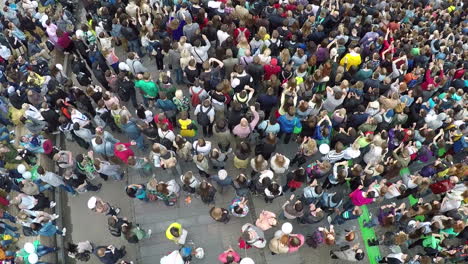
[62, 227, 67, 236]
[327, 216, 332, 224]
[148, 229, 152, 237]
[52, 214, 60, 220]
[114, 207, 121, 215]
[50, 201, 56, 208]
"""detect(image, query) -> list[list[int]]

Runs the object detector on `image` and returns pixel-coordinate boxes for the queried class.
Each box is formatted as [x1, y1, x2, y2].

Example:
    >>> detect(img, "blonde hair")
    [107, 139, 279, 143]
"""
[175, 89, 183, 99]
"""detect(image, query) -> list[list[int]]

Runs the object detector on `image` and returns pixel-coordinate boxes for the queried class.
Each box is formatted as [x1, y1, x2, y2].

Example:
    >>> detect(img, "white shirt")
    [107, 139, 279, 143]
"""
[192, 141, 211, 156]
[71, 110, 90, 127]
[40, 171, 65, 187]
[217, 30, 230, 45]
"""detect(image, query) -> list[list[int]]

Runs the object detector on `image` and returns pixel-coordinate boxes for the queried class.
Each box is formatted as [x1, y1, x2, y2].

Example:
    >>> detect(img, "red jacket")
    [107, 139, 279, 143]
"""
[114, 142, 134, 164]
[421, 69, 444, 91]
[430, 179, 455, 194]
[57, 32, 72, 49]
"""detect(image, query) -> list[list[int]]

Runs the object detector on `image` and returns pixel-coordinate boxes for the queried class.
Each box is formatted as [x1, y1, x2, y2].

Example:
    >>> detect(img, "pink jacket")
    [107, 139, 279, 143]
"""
[255, 210, 277, 231]
[218, 250, 240, 263]
[349, 189, 374, 206]
[232, 110, 259, 138]
[288, 234, 305, 253]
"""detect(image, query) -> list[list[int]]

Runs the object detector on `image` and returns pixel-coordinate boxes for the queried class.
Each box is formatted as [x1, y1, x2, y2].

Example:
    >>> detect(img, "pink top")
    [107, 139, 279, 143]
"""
[349, 189, 374, 206]
[114, 142, 134, 164]
[288, 234, 305, 253]
[255, 210, 277, 231]
[104, 96, 120, 110]
[218, 250, 241, 263]
[232, 110, 259, 138]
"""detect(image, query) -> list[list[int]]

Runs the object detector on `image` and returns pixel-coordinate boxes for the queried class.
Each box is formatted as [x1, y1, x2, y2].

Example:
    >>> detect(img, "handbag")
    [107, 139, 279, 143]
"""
[293, 118, 302, 134]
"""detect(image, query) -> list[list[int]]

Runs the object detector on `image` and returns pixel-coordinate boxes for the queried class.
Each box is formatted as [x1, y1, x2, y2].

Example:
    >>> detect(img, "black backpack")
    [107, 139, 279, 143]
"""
[160, 131, 173, 150]
[269, 39, 281, 57]
[197, 106, 212, 126]
[117, 80, 133, 102]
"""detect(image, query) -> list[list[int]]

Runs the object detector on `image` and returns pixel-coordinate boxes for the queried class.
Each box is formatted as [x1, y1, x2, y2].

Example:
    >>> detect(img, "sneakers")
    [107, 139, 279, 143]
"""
[327, 216, 332, 224]
[114, 207, 121, 215]
[52, 214, 60, 220]
[147, 229, 152, 237]
[62, 227, 67, 237]
[50, 201, 56, 208]
[96, 183, 103, 191]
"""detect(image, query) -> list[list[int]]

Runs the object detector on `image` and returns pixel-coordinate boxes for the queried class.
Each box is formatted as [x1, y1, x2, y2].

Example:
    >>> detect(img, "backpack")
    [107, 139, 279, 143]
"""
[236, 28, 247, 43]
[76, 72, 92, 86]
[197, 106, 212, 126]
[182, 184, 196, 193]
[160, 131, 173, 150]
[117, 80, 133, 102]
[112, 111, 122, 127]
[190, 86, 204, 107]
[269, 39, 281, 57]
[75, 252, 91, 262]
[306, 231, 324, 248]
[209, 70, 222, 90]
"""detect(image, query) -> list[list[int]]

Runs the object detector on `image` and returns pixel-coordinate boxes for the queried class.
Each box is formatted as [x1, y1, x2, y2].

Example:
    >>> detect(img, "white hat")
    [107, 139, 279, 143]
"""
[87, 196, 97, 209]
[319, 144, 330, 155]
[17, 164, 26, 174]
[24, 242, 35, 254]
[281, 222, 293, 234]
[55, 64, 63, 71]
[218, 170, 228, 180]
[28, 253, 39, 264]
[7, 86, 15, 94]
[240, 258, 255, 264]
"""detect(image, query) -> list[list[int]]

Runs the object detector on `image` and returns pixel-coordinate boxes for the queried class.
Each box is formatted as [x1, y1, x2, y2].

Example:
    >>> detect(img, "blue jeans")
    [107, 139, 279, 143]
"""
[42, 0, 55, 6]
[1, 211, 16, 223]
[0, 126, 10, 142]
[133, 135, 146, 151]
[60, 184, 77, 195]
[0, 222, 19, 238]
[171, 68, 183, 84]
[128, 39, 143, 57]
[37, 245, 57, 257]
[1, 239, 12, 247]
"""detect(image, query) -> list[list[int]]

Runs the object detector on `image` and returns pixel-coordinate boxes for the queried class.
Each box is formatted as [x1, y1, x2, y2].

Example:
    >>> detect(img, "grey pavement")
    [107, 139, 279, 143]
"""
[61, 13, 372, 264]
[62, 44, 374, 264]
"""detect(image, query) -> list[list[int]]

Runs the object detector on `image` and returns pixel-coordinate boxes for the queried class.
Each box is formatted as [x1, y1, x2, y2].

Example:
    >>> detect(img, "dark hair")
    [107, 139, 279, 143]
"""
[126, 186, 137, 198]
[67, 243, 78, 254]
[170, 227, 180, 237]
[294, 202, 304, 212]
[234, 205, 244, 215]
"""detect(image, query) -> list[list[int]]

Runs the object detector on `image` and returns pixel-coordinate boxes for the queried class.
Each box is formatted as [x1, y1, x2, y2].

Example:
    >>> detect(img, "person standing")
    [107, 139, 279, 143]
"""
[165, 222, 188, 245]
[94, 245, 127, 264]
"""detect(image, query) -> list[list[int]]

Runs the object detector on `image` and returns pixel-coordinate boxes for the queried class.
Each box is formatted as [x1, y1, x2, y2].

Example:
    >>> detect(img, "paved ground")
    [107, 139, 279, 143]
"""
[60, 31, 374, 264]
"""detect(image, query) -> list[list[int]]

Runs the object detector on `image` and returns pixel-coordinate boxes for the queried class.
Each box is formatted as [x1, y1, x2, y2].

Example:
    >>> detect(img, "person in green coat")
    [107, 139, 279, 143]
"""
[121, 222, 151, 244]
[135, 72, 159, 108]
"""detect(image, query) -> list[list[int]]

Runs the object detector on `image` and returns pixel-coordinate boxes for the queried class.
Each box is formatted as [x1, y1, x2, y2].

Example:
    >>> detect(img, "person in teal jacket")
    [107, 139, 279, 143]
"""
[277, 107, 301, 144]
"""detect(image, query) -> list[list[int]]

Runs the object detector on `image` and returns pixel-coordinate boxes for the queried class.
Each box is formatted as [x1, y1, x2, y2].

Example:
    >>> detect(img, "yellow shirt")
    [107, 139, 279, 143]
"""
[340, 53, 362, 70]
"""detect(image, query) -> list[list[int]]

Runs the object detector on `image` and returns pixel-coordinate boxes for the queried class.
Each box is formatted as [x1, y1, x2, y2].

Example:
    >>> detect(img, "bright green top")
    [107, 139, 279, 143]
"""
[422, 235, 442, 250]
[135, 80, 159, 98]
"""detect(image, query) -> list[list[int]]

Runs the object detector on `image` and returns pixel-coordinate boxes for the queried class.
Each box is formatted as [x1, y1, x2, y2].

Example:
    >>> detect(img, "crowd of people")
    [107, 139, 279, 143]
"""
[0, 0, 466, 263]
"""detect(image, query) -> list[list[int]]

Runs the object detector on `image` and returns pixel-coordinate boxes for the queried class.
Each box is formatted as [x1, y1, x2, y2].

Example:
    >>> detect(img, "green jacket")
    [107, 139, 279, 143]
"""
[135, 80, 159, 98]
